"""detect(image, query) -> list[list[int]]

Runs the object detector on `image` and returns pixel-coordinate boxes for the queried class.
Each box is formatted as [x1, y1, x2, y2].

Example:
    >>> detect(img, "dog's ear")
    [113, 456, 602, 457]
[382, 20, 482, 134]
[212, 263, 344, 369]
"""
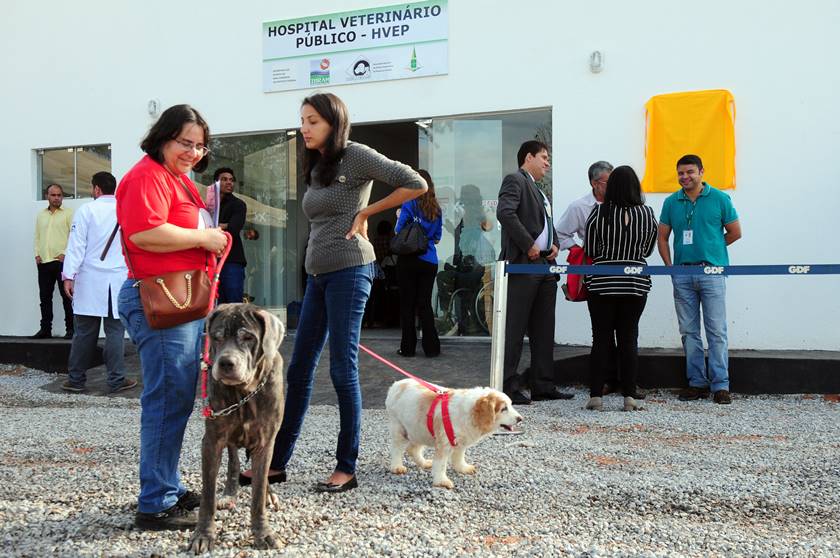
[255, 309, 285, 362]
[207, 305, 225, 334]
[492, 392, 506, 414]
[472, 394, 497, 433]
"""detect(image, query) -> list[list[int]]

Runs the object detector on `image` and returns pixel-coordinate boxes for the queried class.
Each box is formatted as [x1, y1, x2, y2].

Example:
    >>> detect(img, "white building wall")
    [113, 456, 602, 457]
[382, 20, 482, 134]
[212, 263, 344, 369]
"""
[2, 0, 838, 349]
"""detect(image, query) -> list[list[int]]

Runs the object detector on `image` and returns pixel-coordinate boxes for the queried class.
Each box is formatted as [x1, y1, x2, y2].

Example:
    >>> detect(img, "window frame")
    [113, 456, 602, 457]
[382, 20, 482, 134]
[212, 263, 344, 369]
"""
[35, 143, 112, 200]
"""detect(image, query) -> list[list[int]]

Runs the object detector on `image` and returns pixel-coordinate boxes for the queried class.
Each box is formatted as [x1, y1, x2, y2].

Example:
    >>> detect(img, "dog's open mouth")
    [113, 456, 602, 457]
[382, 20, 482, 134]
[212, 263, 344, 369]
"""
[500, 424, 515, 431]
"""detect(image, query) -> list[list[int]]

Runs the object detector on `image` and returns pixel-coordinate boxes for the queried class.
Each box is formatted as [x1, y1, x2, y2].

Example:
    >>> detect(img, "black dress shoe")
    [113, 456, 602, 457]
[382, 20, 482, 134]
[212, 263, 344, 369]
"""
[135, 503, 196, 531]
[396, 349, 415, 357]
[531, 388, 575, 401]
[314, 476, 358, 493]
[507, 390, 532, 406]
[30, 329, 51, 339]
[238, 470, 287, 486]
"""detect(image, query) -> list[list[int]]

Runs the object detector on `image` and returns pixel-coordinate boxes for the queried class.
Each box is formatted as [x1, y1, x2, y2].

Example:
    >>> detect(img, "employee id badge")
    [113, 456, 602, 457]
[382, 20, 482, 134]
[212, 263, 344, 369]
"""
[682, 229, 694, 245]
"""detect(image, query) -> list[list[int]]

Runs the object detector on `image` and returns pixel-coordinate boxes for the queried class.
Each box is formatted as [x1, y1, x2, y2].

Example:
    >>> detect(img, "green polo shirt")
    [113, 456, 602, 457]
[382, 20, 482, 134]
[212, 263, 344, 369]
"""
[660, 182, 738, 266]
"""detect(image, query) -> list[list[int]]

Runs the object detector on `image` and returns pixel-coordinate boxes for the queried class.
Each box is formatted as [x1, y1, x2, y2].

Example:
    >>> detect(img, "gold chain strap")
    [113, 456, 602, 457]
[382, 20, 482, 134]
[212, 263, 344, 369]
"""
[156, 273, 193, 309]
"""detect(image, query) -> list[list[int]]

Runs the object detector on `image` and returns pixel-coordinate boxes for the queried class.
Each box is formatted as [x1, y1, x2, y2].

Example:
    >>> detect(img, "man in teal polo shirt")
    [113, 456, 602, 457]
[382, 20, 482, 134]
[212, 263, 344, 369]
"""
[657, 154, 742, 404]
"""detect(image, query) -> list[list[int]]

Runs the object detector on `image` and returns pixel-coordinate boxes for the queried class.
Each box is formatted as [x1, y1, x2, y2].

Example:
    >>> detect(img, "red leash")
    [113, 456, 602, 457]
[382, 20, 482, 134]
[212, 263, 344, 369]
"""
[359, 344, 457, 447]
[200, 232, 232, 419]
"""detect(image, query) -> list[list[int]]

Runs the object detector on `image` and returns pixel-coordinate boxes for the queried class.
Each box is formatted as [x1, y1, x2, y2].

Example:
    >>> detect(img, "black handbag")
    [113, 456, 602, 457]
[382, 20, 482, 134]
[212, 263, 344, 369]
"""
[389, 218, 428, 256]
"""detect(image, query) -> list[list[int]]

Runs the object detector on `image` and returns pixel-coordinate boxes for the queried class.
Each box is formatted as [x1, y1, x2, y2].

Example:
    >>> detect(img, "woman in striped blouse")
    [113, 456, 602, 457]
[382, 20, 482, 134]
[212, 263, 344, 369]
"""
[583, 166, 657, 412]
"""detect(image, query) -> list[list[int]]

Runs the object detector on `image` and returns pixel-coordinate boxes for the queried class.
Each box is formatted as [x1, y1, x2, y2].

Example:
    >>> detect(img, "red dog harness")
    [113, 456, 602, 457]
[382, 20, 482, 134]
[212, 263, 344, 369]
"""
[359, 344, 457, 447]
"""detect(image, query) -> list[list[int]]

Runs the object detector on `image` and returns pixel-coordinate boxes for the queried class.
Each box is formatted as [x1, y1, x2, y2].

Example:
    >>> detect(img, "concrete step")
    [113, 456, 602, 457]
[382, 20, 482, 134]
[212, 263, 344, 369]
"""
[553, 347, 840, 394]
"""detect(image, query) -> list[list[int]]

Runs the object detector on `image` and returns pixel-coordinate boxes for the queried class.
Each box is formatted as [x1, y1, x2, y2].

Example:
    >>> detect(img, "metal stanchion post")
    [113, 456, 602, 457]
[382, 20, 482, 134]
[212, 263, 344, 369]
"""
[489, 260, 508, 391]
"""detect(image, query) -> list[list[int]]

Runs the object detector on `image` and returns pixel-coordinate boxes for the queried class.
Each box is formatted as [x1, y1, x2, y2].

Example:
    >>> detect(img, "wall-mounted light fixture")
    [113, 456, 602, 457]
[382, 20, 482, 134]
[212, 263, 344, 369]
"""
[590, 51, 604, 73]
[147, 99, 161, 118]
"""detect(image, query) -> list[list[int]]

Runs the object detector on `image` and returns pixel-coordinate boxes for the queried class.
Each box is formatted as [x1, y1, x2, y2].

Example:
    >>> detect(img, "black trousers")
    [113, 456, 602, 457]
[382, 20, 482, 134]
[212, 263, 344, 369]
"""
[37, 260, 73, 333]
[503, 274, 557, 395]
[397, 256, 440, 356]
[586, 293, 647, 398]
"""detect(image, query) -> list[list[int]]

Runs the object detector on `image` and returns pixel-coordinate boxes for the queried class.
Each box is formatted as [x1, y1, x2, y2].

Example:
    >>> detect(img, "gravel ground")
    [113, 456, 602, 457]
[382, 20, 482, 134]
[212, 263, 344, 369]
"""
[1, 364, 839, 557]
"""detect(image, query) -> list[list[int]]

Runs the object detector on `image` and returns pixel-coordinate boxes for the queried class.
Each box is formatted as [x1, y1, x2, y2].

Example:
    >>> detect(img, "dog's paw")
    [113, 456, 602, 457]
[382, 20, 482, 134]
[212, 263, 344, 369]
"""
[455, 464, 476, 475]
[419, 459, 433, 469]
[253, 530, 280, 550]
[267, 491, 280, 509]
[188, 531, 215, 554]
[217, 495, 237, 510]
[390, 465, 407, 475]
[433, 478, 454, 490]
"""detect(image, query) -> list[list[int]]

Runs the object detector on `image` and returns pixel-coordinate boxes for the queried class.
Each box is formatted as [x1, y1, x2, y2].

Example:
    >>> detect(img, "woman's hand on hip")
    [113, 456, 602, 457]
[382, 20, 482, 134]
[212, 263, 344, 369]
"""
[346, 212, 369, 240]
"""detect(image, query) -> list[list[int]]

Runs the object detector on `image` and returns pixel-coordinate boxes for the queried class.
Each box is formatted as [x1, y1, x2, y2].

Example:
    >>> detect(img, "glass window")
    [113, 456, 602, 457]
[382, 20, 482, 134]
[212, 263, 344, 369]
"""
[418, 108, 551, 337]
[194, 132, 299, 322]
[36, 144, 111, 199]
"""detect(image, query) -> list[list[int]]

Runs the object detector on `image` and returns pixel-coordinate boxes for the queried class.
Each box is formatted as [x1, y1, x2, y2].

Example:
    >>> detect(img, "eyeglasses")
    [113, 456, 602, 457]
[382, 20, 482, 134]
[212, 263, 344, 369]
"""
[173, 138, 210, 157]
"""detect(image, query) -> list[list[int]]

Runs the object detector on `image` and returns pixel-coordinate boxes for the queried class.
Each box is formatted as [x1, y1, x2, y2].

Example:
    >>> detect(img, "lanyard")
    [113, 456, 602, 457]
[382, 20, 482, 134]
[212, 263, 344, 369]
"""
[685, 200, 697, 228]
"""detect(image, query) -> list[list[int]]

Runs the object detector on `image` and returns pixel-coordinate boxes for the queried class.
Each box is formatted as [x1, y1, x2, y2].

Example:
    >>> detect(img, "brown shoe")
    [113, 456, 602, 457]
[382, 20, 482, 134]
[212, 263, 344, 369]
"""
[678, 386, 710, 401]
[713, 390, 732, 405]
[110, 378, 138, 394]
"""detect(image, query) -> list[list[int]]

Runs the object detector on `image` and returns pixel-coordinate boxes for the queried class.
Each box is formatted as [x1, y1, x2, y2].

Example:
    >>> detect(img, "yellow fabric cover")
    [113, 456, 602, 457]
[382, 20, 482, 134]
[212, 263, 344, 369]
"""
[641, 89, 736, 193]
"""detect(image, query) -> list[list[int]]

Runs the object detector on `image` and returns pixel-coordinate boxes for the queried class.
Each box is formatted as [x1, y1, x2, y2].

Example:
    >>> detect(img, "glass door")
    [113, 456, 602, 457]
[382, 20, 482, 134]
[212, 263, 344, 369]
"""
[418, 108, 551, 336]
[195, 131, 300, 323]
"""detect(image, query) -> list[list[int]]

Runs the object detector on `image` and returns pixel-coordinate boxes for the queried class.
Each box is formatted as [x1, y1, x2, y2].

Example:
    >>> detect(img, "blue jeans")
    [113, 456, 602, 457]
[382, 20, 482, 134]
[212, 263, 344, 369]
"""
[672, 275, 729, 392]
[118, 279, 203, 513]
[271, 264, 374, 475]
[218, 262, 245, 304]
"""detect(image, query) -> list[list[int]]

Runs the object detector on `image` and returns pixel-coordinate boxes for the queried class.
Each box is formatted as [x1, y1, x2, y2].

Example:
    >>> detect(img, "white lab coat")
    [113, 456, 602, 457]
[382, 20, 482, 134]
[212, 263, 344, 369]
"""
[62, 195, 127, 317]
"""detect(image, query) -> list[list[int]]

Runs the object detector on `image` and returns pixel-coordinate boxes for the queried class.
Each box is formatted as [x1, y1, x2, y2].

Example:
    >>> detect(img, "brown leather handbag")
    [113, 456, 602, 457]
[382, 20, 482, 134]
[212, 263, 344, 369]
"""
[135, 266, 213, 329]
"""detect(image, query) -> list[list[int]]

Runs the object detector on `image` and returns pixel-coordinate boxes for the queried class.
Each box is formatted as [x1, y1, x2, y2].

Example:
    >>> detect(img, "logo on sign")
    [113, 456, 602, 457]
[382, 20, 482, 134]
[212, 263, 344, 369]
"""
[788, 265, 811, 274]
[406, 46, 422, 72]
[549, 266, 567, 274]
[704, 266, 725, 275]
[346, 58, 371, 80]
[310, 58, 330, 85]
[624, 266, 644, 275]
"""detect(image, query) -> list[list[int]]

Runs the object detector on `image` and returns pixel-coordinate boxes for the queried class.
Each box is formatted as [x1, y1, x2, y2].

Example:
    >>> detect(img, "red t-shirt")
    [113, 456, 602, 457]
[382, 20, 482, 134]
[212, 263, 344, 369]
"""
[116, 155, 212, 279]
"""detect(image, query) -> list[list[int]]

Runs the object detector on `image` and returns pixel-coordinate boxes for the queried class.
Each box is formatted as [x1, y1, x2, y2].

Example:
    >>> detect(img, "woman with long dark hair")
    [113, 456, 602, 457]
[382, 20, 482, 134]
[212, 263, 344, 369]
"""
[395, 169, 443, 357]
[117, 104, 228, 530]
[239, 92, 427, 493]
[583, 165, 657, 412]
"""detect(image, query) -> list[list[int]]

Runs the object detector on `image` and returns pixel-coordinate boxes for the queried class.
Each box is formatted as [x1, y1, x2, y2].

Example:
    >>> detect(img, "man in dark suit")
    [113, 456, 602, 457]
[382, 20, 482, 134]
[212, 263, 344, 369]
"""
[496, 140, 574, 405]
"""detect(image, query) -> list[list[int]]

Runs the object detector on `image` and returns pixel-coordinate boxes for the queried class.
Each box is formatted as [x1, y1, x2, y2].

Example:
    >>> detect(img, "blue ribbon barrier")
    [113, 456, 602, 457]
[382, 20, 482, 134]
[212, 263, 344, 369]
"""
[505, 264, 840, 276]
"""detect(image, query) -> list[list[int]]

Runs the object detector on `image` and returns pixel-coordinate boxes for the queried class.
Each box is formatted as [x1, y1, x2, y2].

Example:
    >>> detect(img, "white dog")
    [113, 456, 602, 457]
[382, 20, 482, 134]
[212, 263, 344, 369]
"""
[385, 379, 523, 489]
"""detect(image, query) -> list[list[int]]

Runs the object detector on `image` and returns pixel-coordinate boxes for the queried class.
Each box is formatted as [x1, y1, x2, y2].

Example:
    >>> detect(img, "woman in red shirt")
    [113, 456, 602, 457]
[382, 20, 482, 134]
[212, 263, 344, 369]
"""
[116, 104, 227, 531]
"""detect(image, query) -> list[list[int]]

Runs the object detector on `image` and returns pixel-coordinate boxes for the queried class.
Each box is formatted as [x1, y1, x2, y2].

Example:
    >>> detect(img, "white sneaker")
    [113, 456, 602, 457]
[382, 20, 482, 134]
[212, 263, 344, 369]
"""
[623, 396, 643, 411]
[585, 396, 603, 411]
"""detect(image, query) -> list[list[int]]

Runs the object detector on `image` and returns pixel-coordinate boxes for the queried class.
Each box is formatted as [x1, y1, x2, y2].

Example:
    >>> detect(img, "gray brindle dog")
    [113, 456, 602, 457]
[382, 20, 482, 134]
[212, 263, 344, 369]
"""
[189, 304, 285, 553]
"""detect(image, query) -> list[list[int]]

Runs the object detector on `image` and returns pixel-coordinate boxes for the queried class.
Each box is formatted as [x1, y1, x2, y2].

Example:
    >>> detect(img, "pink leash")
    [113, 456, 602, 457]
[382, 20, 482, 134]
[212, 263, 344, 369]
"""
[359, 344, 457, 446]
[199, 232, 233, 419]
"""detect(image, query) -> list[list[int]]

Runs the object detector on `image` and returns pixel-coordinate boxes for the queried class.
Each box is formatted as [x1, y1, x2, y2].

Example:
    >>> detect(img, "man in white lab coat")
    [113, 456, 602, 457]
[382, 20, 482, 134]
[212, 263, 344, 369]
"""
[61, 172, 136, 393]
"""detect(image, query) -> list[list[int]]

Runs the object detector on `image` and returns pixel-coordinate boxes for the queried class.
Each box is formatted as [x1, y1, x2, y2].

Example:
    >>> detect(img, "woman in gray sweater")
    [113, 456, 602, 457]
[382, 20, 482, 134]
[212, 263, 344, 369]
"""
[255, 93, 426, 493]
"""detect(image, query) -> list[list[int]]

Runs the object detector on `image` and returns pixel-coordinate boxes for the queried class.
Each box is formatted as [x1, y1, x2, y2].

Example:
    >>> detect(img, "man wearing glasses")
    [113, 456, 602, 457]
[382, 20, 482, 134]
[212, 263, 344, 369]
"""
[214, 167, 247, 303]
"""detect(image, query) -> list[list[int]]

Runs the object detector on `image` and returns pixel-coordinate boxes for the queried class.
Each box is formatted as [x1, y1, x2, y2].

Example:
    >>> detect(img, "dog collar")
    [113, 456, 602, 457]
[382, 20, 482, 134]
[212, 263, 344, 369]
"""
[200, 334, 269, 420]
